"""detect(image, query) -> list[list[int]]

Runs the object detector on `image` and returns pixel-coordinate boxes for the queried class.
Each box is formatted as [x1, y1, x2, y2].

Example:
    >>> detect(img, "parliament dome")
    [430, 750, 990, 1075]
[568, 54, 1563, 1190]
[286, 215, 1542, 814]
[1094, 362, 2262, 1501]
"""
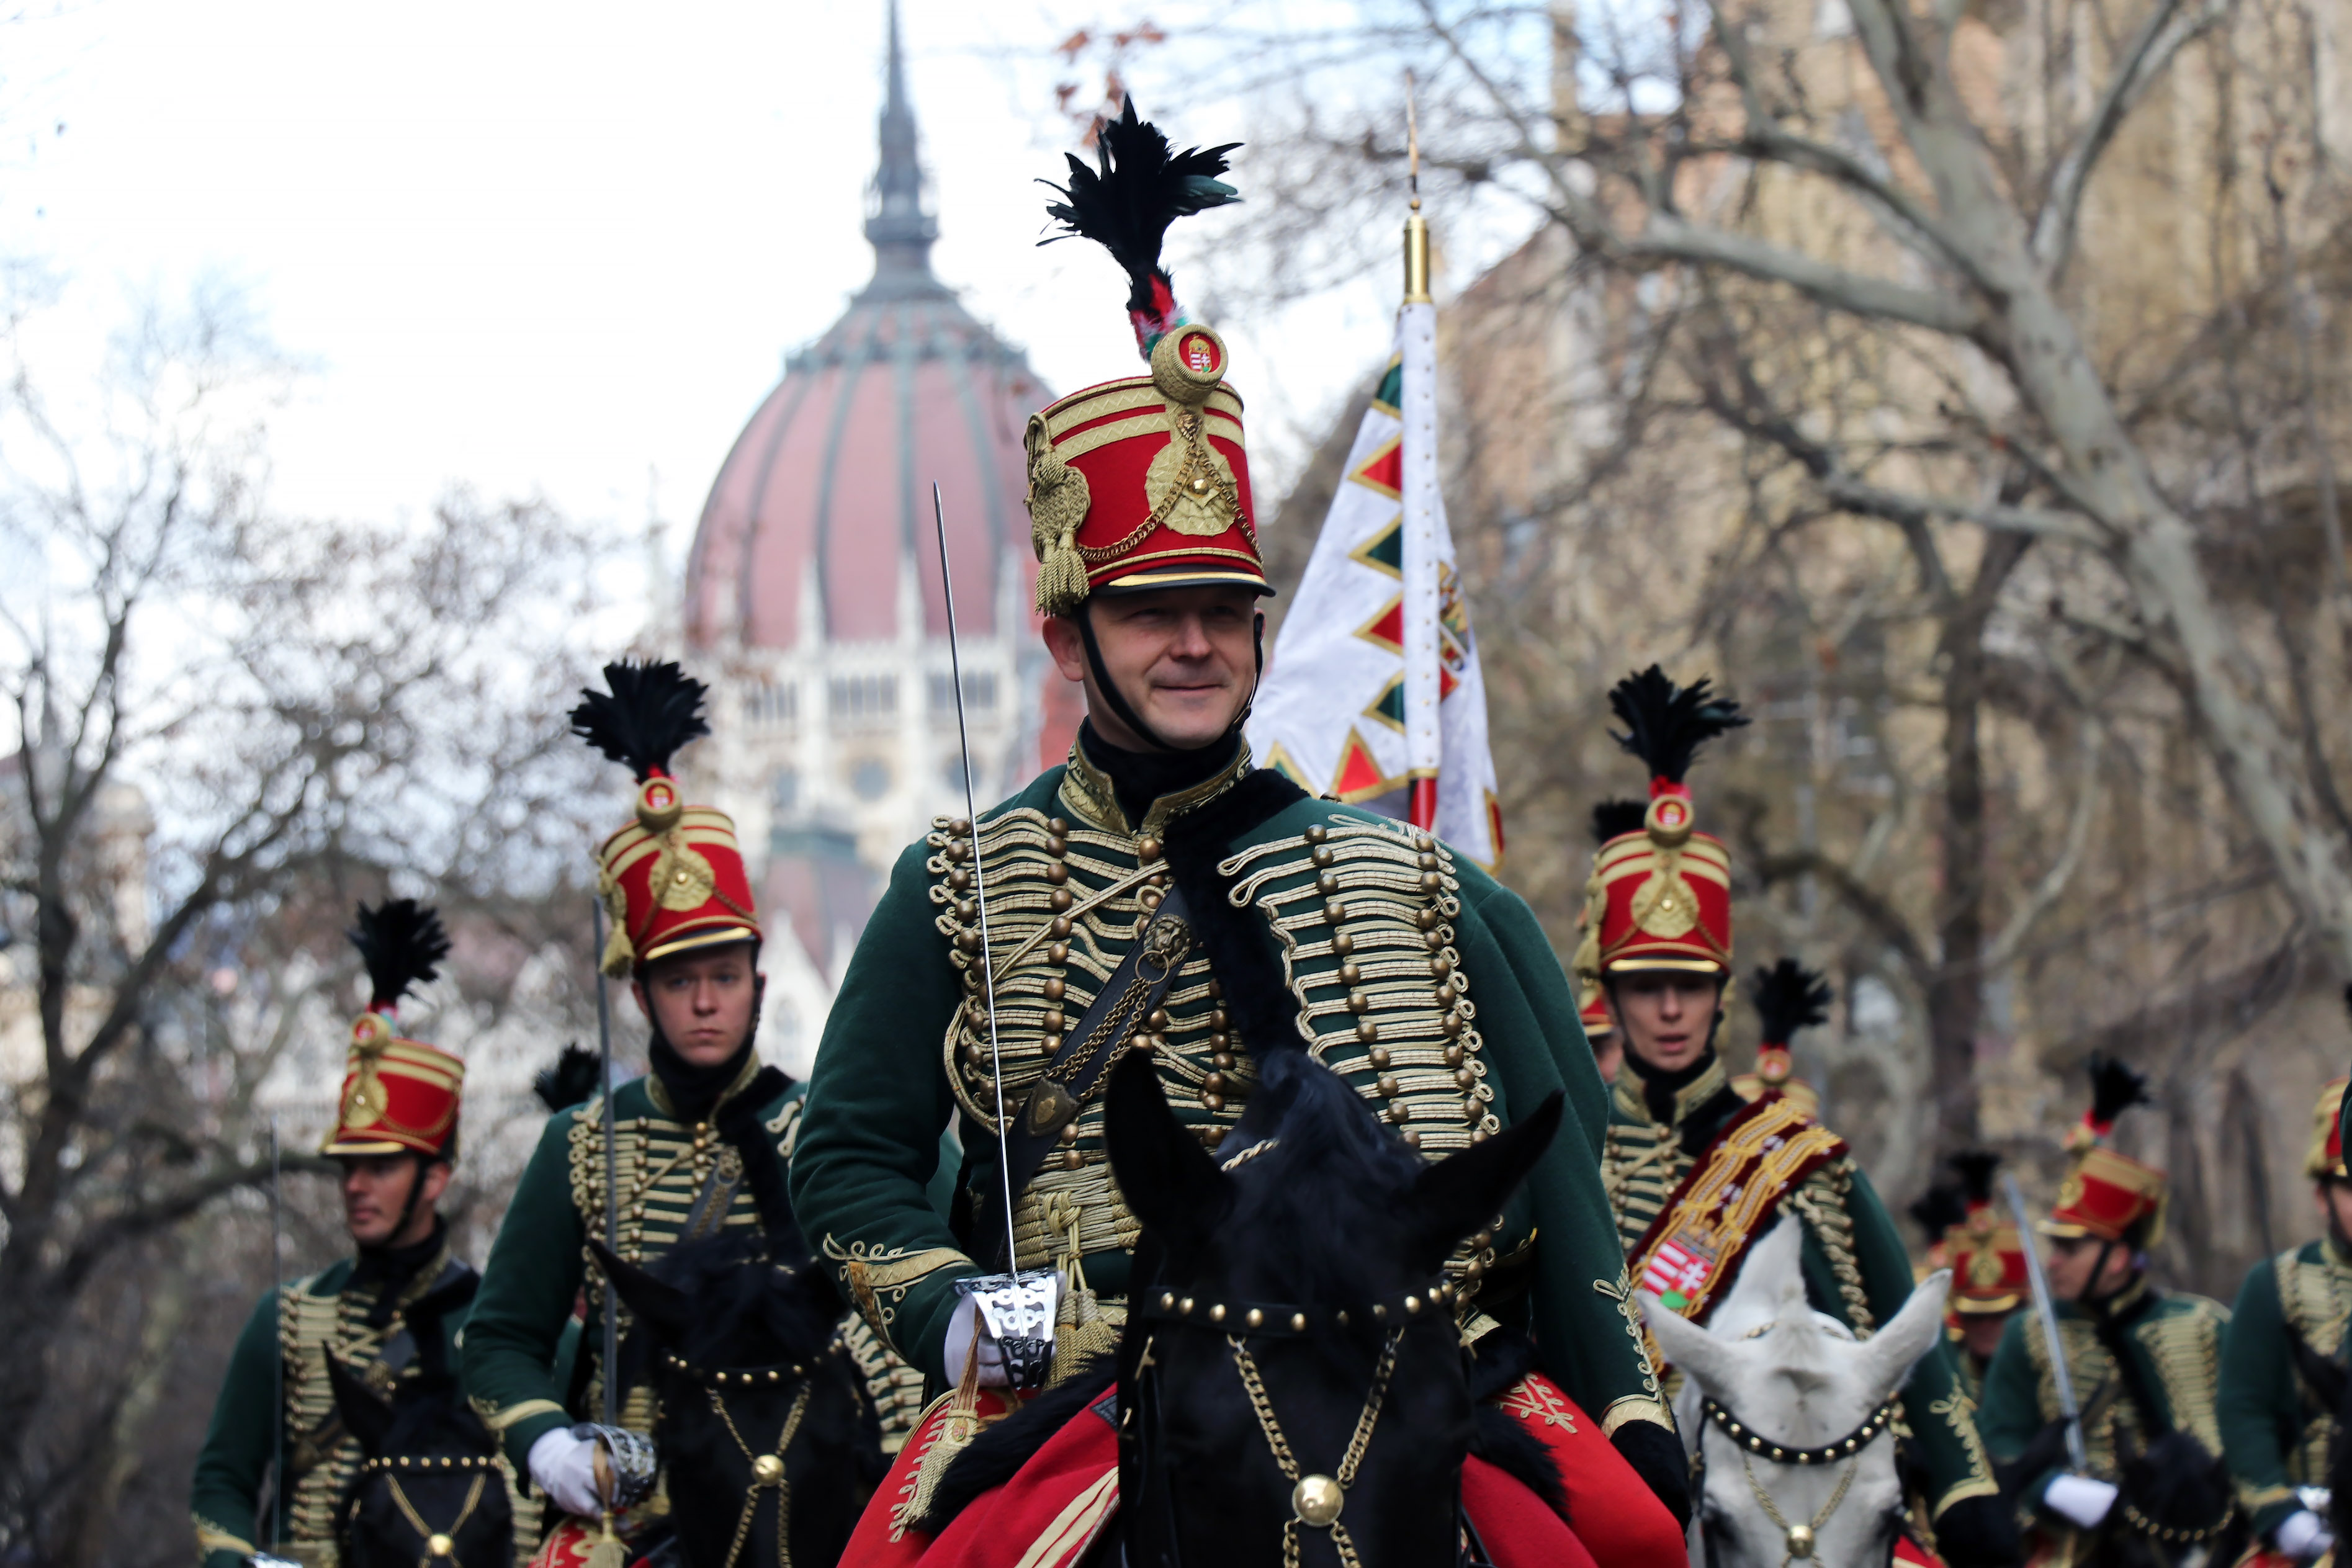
[683, 14, 1046, 648]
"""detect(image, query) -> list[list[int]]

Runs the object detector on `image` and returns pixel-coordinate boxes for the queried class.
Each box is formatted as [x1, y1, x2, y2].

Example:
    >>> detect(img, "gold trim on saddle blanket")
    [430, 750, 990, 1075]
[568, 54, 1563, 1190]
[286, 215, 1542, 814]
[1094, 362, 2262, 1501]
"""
[1627, 1093, 1847, 1358]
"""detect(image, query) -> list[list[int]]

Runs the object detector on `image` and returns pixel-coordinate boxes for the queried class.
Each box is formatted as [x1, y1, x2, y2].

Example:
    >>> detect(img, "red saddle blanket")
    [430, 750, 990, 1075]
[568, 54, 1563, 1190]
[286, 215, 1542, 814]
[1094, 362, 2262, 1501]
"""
[835, 1369, 1688, 1568]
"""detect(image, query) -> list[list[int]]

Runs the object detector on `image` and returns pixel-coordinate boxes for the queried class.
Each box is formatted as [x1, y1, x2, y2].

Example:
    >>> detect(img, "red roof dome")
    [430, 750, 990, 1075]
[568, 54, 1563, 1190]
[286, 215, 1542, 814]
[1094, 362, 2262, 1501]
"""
[685, 11, 1047, 649]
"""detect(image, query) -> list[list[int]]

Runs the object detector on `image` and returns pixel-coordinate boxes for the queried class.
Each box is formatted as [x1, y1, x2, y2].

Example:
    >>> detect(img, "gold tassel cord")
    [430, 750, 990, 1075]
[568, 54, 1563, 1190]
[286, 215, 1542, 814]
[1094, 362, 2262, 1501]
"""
[891, 1306, 992, 1536]
[1026, 449, 1093, 617]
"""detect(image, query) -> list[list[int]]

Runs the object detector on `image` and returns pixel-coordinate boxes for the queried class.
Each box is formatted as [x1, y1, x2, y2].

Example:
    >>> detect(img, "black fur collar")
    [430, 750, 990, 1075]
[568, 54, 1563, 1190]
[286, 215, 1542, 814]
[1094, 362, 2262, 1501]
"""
[1159, 770, 1311, 1059]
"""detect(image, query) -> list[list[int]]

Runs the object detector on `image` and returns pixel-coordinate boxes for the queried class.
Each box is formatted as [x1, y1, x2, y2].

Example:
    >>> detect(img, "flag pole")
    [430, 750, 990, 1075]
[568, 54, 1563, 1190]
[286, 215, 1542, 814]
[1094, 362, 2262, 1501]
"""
[1401, 70, 1441, 830]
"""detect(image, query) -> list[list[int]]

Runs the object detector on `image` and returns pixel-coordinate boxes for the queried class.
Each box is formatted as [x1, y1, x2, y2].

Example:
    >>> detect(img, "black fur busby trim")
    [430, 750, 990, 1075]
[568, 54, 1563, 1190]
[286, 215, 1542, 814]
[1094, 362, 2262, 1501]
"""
[1041, 99, 1241, 316]
[1950, 1149, 2003, 1208]
[1589, 799, 1647, 846]
[532, 1043, 601, 1114]
[1159, 769, 1312, 1059]
[349, 899, 451, 1011]
[569, 659, 711, 780]
[1606, 665, 1748, 784]
[1749, 957, 1832, 1047]
[2086, 1052, 2151, 1128]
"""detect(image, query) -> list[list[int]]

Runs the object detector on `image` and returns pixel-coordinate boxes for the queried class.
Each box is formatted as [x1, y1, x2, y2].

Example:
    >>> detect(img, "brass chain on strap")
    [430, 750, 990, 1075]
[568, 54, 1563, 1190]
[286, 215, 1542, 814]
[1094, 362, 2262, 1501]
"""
[1227, 1329, 1401, 1568]
[1738, 1449, 1859, 1567]
[380, 1471, 488, 1568]
[707, 1381, 814, 1568]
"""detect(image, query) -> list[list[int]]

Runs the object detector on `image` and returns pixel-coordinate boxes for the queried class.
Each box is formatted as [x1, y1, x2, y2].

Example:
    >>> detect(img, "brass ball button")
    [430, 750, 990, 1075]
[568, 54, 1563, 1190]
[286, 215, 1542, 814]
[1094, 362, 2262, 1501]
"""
[753, 1454, 785, 1484]
[1293, 1476, 1345, 1528]
[427, 1535, 456, 1559]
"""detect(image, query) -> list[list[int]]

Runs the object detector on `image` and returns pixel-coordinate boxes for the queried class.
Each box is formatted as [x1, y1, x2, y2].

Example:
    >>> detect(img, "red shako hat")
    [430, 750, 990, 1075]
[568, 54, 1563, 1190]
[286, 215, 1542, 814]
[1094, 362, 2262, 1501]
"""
[1946, 1150, 2027, 1315]
[572, 660, 760, 978]
[324, 899, 464, 1160]
[1026, 100, 1268, 616]
[2042, 1054, 2166, 1246]
[1579, 668, 1748, 980]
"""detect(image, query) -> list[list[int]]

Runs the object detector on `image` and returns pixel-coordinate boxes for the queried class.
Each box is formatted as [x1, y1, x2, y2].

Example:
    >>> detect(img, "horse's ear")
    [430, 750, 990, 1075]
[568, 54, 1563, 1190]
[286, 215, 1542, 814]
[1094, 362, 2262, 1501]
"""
[586, 1237, 691, 1343]
[1401, 1090, 1563, 1271]
[1640, 1294, 1743, 1393]
[326, 1355, 396, 1455]
[1105, 1049, 1231, 1248]
[1861, 1266, 1951, 1396]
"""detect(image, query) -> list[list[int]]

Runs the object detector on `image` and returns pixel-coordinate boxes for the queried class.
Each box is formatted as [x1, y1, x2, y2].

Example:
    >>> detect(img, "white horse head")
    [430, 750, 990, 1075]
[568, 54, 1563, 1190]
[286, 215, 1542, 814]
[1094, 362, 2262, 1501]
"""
[1643, 1216, 1952, 1568]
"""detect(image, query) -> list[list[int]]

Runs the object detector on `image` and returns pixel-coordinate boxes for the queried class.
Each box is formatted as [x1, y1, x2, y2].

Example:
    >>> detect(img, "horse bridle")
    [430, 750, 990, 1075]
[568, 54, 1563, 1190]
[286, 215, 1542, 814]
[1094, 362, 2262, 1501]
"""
[351, 1453, 501, 1568]
[1130, 1281, 1457, 1568]
[1694, 1393, 1898, 1567]
[659, 1342, 831, 1568]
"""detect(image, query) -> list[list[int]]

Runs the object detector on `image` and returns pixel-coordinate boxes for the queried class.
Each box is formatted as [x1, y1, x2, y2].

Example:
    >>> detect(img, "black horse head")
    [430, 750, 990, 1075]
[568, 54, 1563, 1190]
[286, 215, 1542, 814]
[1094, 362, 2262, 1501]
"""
[591, 1232, 885, 1568]
[330, 1294, 513, 1568]
[1108, 1047, 1563, 1568]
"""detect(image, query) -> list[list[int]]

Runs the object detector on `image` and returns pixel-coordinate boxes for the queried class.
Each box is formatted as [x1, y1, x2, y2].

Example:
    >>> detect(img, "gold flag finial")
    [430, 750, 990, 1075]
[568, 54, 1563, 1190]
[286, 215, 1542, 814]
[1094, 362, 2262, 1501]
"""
[1403, 72, 1432, 304]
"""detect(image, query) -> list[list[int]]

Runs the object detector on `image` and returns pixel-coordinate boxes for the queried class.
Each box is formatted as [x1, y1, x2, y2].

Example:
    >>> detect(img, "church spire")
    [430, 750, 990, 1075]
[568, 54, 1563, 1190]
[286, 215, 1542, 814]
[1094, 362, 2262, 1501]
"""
[862, 0, 945, 299]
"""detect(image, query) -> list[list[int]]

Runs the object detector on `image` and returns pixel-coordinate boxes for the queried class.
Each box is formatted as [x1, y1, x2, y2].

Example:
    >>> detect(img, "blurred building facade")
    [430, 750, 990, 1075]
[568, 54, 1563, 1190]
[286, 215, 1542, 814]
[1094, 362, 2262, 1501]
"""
[678, 9, 1078, 1071]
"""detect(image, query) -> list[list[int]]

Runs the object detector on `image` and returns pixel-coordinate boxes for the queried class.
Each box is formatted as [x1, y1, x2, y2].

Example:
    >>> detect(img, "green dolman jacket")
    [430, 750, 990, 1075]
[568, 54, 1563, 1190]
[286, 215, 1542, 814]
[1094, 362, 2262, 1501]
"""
[788, 746, 1676, 1441]
[458, 1066, 808, 1471]
[1978, 1278, 2229, 1531]
[2219, 1239, 2351, 1537]
[190, 1252, 471, 1568]
[1599, 1058, 2003, 1523]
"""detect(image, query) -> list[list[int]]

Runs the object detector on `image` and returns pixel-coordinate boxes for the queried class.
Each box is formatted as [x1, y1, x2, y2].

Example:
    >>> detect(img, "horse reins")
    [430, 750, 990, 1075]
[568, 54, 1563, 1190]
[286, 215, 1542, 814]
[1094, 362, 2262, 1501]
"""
[661, 1347, 824, 1568]
[1134, 1266, 1450, 1568]
[354, 1453, 499, 1568]
[1697, 1393, 1897, 1566]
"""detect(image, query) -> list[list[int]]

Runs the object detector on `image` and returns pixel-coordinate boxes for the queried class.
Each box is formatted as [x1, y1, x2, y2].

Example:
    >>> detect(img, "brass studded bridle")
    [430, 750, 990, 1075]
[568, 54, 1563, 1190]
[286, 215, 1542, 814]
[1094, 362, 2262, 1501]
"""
[1695, 1394, 1898, 1566]
[351, 1453, 501, 1568]
[660, 1348, 822, 1568]
[1131, 1279, 1457, 1568]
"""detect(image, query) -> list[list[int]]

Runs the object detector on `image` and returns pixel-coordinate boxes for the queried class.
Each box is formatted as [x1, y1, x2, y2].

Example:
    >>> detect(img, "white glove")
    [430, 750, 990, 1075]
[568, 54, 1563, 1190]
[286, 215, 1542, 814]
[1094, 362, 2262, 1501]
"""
[2043, 1473, 2118, 1530]
[941, 1279, 1062, 1388]
[527, 1426, 606, 1520]
[2278, 1508, 2335, 1562]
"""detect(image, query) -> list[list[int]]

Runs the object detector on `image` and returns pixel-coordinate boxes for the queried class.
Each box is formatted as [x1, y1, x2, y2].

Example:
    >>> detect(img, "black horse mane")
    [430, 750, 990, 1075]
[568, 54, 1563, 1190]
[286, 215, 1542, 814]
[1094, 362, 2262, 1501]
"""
[621, 1230, 842, 1384]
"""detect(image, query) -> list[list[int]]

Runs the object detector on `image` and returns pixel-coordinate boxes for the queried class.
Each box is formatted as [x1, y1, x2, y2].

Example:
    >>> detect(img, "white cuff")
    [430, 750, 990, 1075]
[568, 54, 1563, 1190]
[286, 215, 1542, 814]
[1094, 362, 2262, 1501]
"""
[527, 1427, 605, 1519]
[2043, 1473, 2117, 1530]
[2278, 1508, 2333, 1562]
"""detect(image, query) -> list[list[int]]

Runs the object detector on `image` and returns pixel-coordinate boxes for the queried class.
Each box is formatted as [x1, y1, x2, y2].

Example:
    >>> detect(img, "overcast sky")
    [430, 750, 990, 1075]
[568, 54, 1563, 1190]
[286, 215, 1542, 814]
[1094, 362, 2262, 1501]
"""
[0, 0, 1427, 578]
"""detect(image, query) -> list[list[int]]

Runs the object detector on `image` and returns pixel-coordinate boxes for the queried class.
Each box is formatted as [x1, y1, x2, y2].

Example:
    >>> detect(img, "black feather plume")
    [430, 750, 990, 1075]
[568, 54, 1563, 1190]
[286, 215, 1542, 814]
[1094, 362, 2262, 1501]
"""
[1607, 665, 1749, 784]
[1750, 957, 1832, 1045]
[2086, 1051, 2150, 1126]
[1950, 1149, 2003, 1206]
[1041, 98, 1241, 315]
[534, 1044, 601, 1114]
[1591, 799, 1648, 846]
[348, 899, 451, 1011]
[1907, 1183, 1968, 1247]
[569, 660, 710, 780]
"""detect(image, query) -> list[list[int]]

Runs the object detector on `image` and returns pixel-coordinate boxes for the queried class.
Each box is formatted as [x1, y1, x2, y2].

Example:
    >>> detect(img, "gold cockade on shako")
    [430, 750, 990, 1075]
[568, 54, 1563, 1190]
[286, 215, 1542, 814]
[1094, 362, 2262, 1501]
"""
[1143, 327, 1246, 539]
[1627, 794, 1701, 941]
[343, 1011, 395, 1124]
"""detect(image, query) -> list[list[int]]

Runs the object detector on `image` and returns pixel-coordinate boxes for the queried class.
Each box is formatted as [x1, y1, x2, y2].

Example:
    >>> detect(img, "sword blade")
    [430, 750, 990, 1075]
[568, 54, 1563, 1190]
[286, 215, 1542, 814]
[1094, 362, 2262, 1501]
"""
[933, 483, 1019, 1266]
[2004, 1173, 2089, 1472]
[593, 894, 619, 1428]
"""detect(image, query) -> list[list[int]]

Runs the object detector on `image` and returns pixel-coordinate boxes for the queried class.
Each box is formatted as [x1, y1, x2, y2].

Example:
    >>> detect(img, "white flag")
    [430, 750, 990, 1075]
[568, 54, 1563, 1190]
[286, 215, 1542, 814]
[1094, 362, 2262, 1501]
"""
[1248, 302, 1504, 866]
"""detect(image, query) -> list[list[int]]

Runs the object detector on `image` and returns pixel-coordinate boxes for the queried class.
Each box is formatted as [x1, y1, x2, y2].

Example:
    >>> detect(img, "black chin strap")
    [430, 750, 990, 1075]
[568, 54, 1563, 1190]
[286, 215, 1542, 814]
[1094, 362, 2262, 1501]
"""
[1075, 602, 1265, 758]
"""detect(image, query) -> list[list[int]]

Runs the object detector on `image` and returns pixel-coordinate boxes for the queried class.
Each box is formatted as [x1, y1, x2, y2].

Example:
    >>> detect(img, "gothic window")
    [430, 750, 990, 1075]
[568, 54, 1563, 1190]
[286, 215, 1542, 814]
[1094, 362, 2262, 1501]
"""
[850, 759, 893, 801]
[928, 671, 997, 713]
[829, 673, 897, 723]
[744, 680, 798, 726]
[771, 769, 800, 813]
